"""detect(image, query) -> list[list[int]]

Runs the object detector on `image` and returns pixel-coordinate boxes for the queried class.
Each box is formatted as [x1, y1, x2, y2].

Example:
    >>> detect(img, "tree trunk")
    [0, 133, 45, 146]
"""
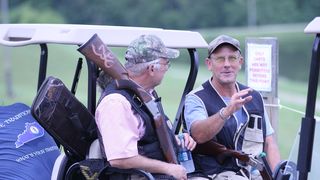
[1, 0, 14, 98]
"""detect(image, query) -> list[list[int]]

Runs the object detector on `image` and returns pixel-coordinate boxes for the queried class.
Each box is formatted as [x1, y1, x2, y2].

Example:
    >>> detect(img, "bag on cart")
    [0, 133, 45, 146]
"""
[31, 76, 97, 159]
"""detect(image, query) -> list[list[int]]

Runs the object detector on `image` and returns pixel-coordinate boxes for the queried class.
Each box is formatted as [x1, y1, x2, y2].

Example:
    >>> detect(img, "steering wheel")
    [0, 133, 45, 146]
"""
[273, 160, 297, 180]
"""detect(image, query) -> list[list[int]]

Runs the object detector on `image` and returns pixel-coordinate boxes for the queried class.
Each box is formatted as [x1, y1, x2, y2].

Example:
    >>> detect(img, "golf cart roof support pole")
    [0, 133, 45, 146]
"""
[297, 34, 320, 180]
[86, 58, 98, 114]
[173, 48, 199, 134]
[37, 43, 48, 91]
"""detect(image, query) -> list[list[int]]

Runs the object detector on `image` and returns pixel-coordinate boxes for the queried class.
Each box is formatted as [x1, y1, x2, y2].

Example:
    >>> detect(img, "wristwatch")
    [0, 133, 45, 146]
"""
[219, 107, 231, 121]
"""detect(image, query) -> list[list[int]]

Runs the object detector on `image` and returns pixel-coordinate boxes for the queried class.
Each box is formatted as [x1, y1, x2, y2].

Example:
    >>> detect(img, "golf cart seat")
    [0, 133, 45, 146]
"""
[50, 141, 156, 180]
[50, 139, 102, 180]
[56, 140, 155, 180]
[88, 139, 103, 158]
[51, 153, 69, 180]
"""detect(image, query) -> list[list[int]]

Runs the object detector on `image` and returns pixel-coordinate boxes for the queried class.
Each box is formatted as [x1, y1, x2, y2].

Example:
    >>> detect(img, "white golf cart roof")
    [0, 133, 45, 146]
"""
[304, 17, 320, 34]
[0, 24, 208, 48]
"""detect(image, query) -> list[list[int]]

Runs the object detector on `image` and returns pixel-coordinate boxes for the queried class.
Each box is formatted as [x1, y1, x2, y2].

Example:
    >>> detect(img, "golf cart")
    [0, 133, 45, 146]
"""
[1, 20, 316, 179]
[0, 23, 207, 179]
[296, 17, 320, 180]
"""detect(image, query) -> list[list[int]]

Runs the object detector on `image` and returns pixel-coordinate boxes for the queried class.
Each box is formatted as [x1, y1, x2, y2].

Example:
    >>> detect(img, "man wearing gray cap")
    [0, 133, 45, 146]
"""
[184, 35, 280, 179]
[95, 34, 198, 180]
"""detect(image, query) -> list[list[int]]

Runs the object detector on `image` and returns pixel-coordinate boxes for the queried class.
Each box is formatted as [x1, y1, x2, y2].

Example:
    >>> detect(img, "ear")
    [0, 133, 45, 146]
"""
[205, 58, 212, 71]
[238, 56, 244, 69]
[148, 64, 155, 76]
[239, 56, 244, 65]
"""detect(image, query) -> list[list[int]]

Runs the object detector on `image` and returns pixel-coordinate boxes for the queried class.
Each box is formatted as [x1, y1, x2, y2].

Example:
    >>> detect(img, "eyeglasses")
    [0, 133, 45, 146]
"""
[156, 60, 171, 69]
[211, 55, 240, 64]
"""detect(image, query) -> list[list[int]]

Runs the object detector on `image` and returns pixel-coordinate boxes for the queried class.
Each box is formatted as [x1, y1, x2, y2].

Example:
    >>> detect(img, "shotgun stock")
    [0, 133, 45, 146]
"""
[77, 34, 129, 80]
[78, 34, 178, 164]
[194, 140, 272, 180]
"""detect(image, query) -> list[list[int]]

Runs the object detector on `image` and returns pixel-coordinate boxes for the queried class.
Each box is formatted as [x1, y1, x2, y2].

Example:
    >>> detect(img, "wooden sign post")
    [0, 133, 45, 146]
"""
[245, 37, 279, 138]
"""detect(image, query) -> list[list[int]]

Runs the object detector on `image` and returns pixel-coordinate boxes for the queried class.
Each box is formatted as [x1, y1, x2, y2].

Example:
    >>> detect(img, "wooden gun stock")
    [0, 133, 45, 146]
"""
[78, 34, 178, 164]
[193, 141, 249, 164]
[194, 140, 272, 180]
[78, 34, 129, 80]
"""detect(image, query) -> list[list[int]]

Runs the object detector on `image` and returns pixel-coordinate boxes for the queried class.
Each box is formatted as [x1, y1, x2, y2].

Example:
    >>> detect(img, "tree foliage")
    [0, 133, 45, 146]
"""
[3, 0, 319, 81]
[6, 0, 319, 29]
[10, 2, 65, 23]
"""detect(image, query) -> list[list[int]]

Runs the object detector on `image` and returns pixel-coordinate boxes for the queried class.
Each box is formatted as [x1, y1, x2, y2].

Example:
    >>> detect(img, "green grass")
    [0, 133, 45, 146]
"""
[1, 23, 320, 161]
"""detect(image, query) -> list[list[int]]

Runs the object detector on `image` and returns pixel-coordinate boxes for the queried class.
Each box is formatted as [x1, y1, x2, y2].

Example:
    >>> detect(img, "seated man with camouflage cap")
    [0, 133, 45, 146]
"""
[95, 34, 197, 180]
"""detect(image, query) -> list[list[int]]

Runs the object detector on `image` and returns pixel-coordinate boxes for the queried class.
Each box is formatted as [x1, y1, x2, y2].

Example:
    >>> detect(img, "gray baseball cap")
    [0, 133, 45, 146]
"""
[208, 35, 241, 56]
[125, 34, 180, 64]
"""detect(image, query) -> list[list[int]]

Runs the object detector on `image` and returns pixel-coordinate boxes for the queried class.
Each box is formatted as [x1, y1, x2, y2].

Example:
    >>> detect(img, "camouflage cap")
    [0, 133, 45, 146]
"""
[125, 34, 180, 64]
[208, 35, 241, 56]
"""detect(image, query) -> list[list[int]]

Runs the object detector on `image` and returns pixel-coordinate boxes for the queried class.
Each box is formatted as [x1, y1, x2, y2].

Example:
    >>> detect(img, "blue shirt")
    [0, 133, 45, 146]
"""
[0, 103, 60, 180]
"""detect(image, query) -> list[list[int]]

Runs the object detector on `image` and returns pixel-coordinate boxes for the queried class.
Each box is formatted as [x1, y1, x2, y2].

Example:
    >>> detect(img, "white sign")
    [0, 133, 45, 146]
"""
[247, 43, 272, 92]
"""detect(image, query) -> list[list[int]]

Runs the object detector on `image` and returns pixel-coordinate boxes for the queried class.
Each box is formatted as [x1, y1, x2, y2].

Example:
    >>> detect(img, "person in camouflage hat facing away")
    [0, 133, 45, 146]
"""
[96, 34, 199, 180]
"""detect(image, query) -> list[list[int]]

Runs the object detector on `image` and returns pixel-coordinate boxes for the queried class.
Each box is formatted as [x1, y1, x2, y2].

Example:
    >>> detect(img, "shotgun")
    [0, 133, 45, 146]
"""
[194, 140, 273, 180]
[77, 34, 178, 164]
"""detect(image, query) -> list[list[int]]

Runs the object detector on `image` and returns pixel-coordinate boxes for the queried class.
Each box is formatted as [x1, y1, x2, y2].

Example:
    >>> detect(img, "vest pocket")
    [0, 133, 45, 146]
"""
[242, 114, 264, 156]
